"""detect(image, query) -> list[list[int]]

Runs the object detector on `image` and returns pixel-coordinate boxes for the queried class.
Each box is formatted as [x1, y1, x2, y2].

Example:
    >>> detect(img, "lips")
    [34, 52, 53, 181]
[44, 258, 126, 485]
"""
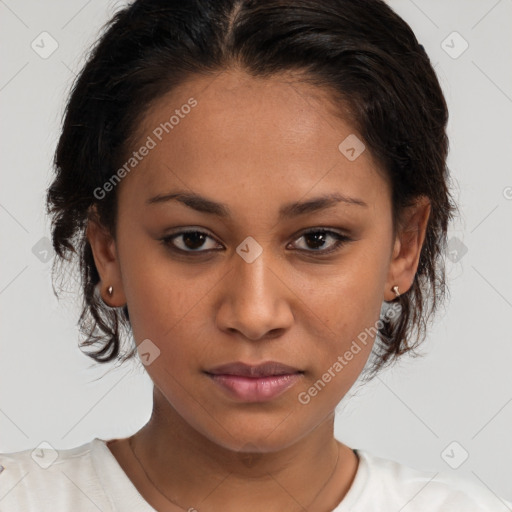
[205, 361, 303, 378]
[204, 361, 304, 402]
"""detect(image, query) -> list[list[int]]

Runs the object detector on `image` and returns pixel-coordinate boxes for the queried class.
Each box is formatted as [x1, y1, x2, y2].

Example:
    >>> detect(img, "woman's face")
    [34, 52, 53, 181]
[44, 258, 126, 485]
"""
[91, 69, 422, 452]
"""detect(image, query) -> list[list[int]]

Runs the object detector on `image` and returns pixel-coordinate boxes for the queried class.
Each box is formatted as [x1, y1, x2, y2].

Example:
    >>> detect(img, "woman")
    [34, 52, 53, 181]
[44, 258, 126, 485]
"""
[1, 0, 510, 510]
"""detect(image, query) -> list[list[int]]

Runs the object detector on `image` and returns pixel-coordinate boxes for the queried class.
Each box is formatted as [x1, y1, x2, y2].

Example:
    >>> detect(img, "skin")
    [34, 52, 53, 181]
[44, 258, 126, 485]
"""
[87, 67, 430, 512]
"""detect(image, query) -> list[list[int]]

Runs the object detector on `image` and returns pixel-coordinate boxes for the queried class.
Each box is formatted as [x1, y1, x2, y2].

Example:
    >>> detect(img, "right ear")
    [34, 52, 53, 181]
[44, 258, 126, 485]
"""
[86, 206, 127, 307]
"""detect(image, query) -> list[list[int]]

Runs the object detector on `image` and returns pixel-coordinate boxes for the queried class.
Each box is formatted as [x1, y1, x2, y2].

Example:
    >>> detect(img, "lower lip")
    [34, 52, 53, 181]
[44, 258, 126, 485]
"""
[206, 373, 303, 402]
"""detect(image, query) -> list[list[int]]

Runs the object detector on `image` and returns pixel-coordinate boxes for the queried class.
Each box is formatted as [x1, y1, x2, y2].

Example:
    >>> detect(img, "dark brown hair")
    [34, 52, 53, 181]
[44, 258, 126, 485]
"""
[46, 0, 457, 380]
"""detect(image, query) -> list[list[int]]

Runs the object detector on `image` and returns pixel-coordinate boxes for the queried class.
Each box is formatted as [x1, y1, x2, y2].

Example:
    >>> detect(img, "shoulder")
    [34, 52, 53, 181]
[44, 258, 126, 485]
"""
[340, 449, 512, 511]
[0, 439, 112, 512]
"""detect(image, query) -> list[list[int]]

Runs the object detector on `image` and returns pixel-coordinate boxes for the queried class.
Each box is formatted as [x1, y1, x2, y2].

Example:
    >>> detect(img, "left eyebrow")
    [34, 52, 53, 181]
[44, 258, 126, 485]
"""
[146, 190, 368, 219]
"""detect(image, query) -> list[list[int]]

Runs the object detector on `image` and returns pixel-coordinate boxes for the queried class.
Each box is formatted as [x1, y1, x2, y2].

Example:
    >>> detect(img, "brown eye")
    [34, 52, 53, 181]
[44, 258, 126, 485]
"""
[162, 230, 222, 253]
[291, 229, 351, 255]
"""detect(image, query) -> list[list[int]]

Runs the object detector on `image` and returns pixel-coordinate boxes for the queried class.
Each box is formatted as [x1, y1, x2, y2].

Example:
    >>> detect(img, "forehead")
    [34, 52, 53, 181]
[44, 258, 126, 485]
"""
[118, 68, 388, 215]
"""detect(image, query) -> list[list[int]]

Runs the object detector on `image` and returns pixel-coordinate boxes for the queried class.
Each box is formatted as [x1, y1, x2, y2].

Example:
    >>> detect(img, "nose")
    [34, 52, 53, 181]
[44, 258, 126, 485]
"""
[215, 246, 294, 341]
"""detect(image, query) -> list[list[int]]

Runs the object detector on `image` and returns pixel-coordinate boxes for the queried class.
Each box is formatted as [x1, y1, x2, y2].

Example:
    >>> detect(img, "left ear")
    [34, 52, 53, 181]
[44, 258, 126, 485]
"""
[384, 195, 431, 301]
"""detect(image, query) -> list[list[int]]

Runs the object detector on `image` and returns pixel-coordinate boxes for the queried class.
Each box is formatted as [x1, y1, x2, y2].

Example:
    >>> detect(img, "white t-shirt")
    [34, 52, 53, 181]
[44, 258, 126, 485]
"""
[0, 438, 510, 511]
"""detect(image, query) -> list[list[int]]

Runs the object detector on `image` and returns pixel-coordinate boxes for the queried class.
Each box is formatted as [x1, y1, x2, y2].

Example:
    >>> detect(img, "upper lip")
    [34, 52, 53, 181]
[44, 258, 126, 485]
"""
[205, 361, 303, 378]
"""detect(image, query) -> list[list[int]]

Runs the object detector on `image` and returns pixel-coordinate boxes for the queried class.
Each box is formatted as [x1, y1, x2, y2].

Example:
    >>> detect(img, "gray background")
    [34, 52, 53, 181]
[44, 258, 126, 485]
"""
[1, 0, 511, 504]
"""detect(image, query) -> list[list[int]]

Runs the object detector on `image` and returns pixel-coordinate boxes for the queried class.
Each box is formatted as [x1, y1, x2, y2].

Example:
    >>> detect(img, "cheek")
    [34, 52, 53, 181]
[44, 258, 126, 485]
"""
[294, 249, 387, 336]
[293, 247, 389, 385]
[116, 224, 218, 343]
[125, 272, 212, 353]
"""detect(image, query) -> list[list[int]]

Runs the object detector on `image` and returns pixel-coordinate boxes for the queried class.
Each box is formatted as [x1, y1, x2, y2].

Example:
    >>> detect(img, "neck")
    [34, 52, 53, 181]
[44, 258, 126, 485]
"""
[129, 387, 358, 512]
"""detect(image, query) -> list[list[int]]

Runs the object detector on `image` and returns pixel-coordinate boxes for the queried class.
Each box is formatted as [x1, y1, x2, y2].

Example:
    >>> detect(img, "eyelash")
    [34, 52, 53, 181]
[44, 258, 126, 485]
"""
[160, 228, 352, 257]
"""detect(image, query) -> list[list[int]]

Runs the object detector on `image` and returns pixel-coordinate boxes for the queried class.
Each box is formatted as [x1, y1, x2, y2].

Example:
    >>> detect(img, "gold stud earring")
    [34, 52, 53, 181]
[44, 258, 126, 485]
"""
[392, 285, 400, 298]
